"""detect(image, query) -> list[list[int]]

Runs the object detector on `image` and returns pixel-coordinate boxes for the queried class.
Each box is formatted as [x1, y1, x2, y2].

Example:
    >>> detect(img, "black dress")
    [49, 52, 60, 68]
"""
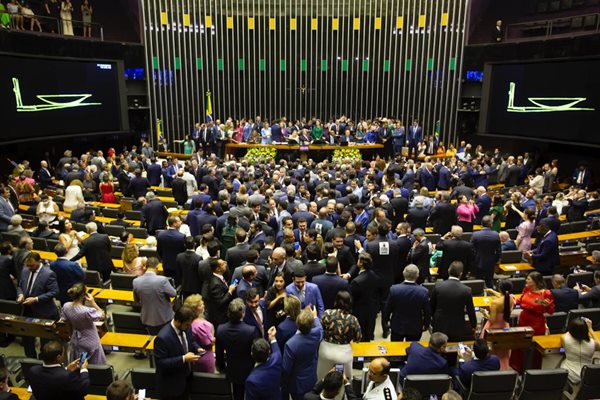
[264, 287, 286, 328]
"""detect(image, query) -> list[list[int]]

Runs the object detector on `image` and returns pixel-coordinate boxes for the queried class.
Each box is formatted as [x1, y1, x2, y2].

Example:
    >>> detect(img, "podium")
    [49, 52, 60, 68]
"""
[0, 313, 71, 341]
[483, 326, 534, 351]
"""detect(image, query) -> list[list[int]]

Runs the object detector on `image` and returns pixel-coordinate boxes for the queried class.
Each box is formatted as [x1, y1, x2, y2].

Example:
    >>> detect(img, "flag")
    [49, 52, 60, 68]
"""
[434, 120, 440, 138]
[156, 118, 162, 144]
[206, 90, 213, 122]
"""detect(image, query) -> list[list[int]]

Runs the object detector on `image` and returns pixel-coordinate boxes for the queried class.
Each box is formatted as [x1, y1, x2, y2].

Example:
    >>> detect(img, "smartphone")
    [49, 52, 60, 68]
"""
[576, 282, 582, 290]
[79, 352, 88, 365]
[138, 388, 146, 400]
[294, 242, 300, 251]
[458, 342, 466, 353]
[232, 278, 239, 285]
[335, 363, 344, 373]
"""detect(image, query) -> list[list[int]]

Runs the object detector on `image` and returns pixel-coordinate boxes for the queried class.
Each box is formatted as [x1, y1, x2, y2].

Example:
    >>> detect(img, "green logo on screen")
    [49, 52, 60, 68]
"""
[506, 82, 595, 113]
[12, 77, 101, 112]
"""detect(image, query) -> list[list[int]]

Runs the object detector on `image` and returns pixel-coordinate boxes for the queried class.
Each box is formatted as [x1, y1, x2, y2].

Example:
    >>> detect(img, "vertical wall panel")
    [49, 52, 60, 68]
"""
[141, 0, 469, 147]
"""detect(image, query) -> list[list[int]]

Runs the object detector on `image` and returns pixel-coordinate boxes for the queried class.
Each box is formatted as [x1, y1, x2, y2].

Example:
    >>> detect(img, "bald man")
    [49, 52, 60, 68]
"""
[436, 225, 474, 280]
[549, 274, 579, 313]
[237, 264, 257, 301]
[268, 247, 293, 288]
[363, 357, 397, 400]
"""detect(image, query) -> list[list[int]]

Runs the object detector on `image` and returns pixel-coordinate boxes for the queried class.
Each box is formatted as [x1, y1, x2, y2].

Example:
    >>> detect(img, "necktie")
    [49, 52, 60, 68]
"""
[25, 270, 35, 297]
[179, 330, 188, 353]
[253, 309, 264, 336]
[578, 171, 584, 184]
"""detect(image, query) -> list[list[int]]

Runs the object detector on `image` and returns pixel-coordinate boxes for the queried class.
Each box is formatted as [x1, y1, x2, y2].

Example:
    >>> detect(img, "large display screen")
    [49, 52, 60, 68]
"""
[0, 53, 128, 142]
[479, 58, 600, 146]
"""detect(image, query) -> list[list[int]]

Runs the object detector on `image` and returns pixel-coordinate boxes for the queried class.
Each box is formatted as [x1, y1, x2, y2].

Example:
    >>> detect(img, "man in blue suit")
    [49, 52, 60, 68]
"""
[471, 216, 501, 287]
[452, 339, 500, 390]
[17, 252, 59, 358]
[157, 215, 186, 278]
[282, 308, 323, 400]
[276, 295, 301, 353]
[243, 288, 268, 338]
[141, 192, 168, 235]
[529, 223, 559, 276]
[419, 163, 436, 191]
[146, 158, 162, 187]
[474, 187, 492, 225]
[407, 119, 422, 159]
[549, 274, 579, 313]
[311, 256, 349, 310]
[49, 244, 84, 305]
[437, 162, 452, 190]
[0, 187, 15, 232]
[400, 332, 449, 381]
[216, 298, 260, 400]
[382, 264, 430, 341]
[245, 330, 282, 400]
[154, 306, 204, 400]
[285, 267, 324, 317]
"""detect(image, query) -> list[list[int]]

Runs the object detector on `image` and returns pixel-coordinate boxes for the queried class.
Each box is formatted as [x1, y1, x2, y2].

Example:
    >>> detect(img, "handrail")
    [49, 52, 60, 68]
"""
[0, 10, 103, 41]
[505, 12, 600, 41]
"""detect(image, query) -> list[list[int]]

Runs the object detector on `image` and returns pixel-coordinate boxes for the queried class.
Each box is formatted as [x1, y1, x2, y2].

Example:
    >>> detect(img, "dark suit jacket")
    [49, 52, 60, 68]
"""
[431, 278, 477, 341]
[350, 270, 380, 327]
[276, 317, 298, 353]
[429, 202, 457, 235]
[531, 231, 559, 275]
[127, 176, 151, 199]
[141, 199, 168, 234]
[27, 364, 90, 400]
[147, 163, 162, 186]
[225, 243, 251, 270]
[216, 321, 260, 384]
[18, 265, 59, 319]
[566, 199, 588, 222]
[383, 282, 430, 337]
[49, 258, 85, 304]
[206, 274, 234, 327]
[0, 391, 18, 400]
[540, 215, 561, 235]
[303, 380, 360, 400]
[452, 355, 500, 387]
[366, 236, 403, 290]
[282, 318, 323, 396]
[154, 322, 200, 398]
[506, 164, 521, 187]
[400, 342, 449, 379]
[408, 240, 431, 281]
[171, 177, 188, 206]
[436, 238, 474, 280]
[303, 261, 325, 282]
[406, 207, 429, 231]
[0, 255, 17, 300]
[157, 229, 186, 277]
[336, 245, 357, 277]
[312, 273, 349, 310]
[471, 228, 501, 274]
[70, 233, 114, 275]
[232, 264, 269, 296]
[176, 250, 202, 293]
[550, 287, 579, 313]
[580, 285, 600, 308]
[245, 341, 282, 400]
[243, 301, 269, 338]
[390, 197, 409, 224]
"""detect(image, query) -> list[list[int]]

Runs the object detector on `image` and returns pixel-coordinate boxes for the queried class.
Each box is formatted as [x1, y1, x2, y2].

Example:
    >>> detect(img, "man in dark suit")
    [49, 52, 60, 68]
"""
[268, 247, 294, 288]
[566, 190, 589, 222]
[332, 232, 357, 279]
[350, 253, 380, 341]
[157, 215, 186, 278]
[505, 157, 521, 187]
[37, 160, 53, 189]
[17, 252, 59, 358]
[303, 243, 325, 281]
[49, 244, 85, 305]
[408, 228, 431, 283]
[528, 223, 559, 276]
[390, 191, 409, 225]
[365, 222, 402, 309]
[206, 258, 237, 329]
[549, 274, 579, 313]
[540, 206, 561, 235]
[312, 256, 349, 310]
[430, 262, 477, 342]
[577, 270, 600, 308]
[127, 169, 151, 199]
[452, 339, 500, 389]
[216, 298, 260, 400]
[244, 331, 282, 400]
[0, 242, 17, 301]
[475, 187, 492, 225]
[0, 188, 16, 232]
[406, 198, 429, 232]
[154, 306, 204, 400]
[243, 288, 268, 338]
[492, 20, 503, 42]
[171, 169, 188, 207]
[382, 264, 430, 341]
[303, 371, 360, 400]
[27, 341, 90, 400]
[146, 158, 162, 187]
[231, 250, 269, 296]
[176, 236, 203, 297]
[429, 193, 457, 236]
[407, 119, 422, 160]
[471, 216, 501, 287]
[400, 332, 449, 380]
[436, 226, 474, 280]
[141, 192, 168, 235]
[225, 228, 251, 271]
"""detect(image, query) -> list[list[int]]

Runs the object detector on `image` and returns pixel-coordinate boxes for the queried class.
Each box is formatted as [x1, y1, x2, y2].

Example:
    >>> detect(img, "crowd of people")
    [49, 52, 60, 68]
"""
[0, 0, 93, 36]
[0, 132, 598, 399]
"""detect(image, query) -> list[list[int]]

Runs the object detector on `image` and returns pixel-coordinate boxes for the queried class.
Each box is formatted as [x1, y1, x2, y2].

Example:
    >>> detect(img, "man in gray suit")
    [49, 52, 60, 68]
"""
[133, 257, 177, 335]
[0, 187, 16, 232]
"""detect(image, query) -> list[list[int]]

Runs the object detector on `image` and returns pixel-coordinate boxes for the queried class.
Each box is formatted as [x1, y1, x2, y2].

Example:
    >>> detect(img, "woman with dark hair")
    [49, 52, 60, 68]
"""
[510, 271, 555, 371]
[456, 195, 479, 233]
[480, 280, 515, 369]
[316, 290, 362, 380]
[60, 283, 106, 364]
[513, 207, 536, 251]
[489, 195, 505, 233]
[57, 218, 81, 260]
[264, 271, 286, 328]
[561, 317, 600, 384]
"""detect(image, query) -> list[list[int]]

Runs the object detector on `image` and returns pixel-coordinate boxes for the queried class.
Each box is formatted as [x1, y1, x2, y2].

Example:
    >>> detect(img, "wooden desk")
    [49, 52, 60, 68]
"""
[88, 201, 121, 209]
[93, 289, 135, 306]
[351, 340, 472, 361]
[34, 250, 164, 274]
[0, 313, 70, 341]
[533, 330, 600, 355]
[498, 262, 535, 273]
[473, 294, 522, 308]
[100, 331, 153, 353]
[10, 387, 106, 400]
[151, 186, 171, 191]
[531, 229, 600, 245]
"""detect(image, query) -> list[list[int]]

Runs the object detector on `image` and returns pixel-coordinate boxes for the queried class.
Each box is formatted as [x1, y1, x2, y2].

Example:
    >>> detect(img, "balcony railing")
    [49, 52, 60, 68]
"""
[0, 11, 104, 41]
[505, 12, 600, 41]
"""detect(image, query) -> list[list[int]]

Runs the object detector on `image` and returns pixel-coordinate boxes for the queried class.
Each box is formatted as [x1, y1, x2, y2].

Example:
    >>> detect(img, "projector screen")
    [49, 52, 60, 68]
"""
[0, 53, 128, 143]
[479, 58, 600, 146]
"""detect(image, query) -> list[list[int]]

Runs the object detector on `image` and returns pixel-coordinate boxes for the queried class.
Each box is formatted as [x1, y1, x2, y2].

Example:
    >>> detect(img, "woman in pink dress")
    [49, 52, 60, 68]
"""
[60, 283, 106, 364]
[513, 206, 536, 251]
[183, 294, 215, 373]
[456, 195, 479, 232]
[480, 280, 515, 369]
[121, 244, 146, 276]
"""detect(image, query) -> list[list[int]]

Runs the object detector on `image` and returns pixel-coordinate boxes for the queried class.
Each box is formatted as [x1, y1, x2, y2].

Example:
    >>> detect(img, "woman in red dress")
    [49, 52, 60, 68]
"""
[509, 271, 555, 371]
[99, 175, 117, 204]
